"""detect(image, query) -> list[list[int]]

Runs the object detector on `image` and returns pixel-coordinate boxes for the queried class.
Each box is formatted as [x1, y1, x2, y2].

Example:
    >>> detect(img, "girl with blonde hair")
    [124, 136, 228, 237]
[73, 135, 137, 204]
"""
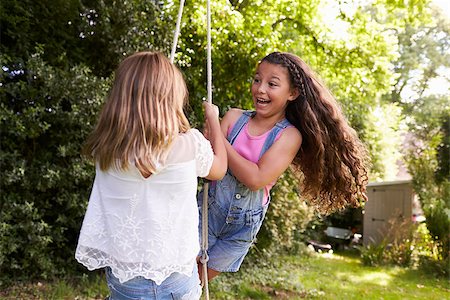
[76, 51, 227, 299]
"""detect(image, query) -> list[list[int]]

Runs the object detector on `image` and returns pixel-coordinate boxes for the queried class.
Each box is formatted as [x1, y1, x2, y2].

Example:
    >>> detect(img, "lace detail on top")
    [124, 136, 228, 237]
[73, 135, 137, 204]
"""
[75, 129, 214, 285]
[191, 129, 214, 177]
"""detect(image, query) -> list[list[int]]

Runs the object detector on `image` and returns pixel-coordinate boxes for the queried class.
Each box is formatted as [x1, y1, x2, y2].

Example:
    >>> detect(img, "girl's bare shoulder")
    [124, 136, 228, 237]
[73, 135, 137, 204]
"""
[278, 126, 302, 147]
[224, 108, 245, 119]
[222, 108, 244, 126]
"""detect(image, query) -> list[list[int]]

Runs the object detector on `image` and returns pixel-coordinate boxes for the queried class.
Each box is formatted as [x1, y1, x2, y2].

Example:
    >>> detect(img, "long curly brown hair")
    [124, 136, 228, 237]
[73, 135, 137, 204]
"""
[261, 52, 369, 212]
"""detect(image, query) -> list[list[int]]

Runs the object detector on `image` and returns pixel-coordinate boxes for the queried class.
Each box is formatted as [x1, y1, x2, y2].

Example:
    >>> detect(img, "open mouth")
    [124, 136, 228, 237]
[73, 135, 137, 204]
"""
[256, 98, 271, 104]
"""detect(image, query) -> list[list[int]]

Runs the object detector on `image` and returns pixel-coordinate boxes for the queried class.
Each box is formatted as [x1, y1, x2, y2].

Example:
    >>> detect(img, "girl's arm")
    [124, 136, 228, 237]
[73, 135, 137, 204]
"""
[203, 102, 227, 180]
[221, 109, 302, 191]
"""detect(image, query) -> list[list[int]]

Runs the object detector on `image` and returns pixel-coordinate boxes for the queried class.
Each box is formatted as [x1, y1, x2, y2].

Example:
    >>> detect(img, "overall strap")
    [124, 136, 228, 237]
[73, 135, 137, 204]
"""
[227, 110, 293, 160]
[227, 110, 254, 145]
[258, 118, 293, 159]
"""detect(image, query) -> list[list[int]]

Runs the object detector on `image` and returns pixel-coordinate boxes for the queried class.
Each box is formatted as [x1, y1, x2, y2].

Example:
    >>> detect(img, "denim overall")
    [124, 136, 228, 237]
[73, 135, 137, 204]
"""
[198, 111, 292, 272]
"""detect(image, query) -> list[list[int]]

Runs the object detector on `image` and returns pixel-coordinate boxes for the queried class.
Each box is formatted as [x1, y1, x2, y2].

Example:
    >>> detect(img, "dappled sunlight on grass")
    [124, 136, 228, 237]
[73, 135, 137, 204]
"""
[318, 251, 360, 262]
[336, 270, 393, 286]
[278, 252, 449, 300]
[317, 253, 405, 287]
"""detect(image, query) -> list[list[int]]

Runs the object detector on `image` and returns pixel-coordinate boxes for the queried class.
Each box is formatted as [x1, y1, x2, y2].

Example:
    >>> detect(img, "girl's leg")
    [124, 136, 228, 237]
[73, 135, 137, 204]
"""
[159, 263, 202, 300]
[197, 261, 221, 285]
[105, 265, 201, 300]
[105, 267, 155, 300]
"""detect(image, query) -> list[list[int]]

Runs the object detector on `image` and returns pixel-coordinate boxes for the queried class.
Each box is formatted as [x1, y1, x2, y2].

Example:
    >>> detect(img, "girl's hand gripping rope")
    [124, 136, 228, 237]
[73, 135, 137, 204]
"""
[203, 101, 227, 181]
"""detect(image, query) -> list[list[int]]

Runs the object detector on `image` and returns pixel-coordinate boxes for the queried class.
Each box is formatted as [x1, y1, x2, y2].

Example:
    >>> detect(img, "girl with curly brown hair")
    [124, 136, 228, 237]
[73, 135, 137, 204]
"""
[198, 51, 369, 282]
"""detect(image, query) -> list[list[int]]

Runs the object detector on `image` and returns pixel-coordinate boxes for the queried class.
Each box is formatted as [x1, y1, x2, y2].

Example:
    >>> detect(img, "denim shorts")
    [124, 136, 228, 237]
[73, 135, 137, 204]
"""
[198, 177, 268, 273]
[105, 264, 201, 300]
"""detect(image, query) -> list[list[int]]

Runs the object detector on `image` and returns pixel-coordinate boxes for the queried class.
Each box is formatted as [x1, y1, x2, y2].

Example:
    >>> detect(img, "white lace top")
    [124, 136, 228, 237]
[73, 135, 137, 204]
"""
[75, 129, 213, 285]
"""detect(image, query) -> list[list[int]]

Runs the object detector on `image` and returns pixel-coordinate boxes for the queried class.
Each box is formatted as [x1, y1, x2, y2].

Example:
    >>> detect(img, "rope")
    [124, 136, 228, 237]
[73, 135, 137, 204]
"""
[206, 0, 212, 105]
[170, 0, 185, 63]
[200, 182, 210, 299]
[170, 0, 212, 300]
[169, 1, 211, 298]
[200, 1, 212, 299]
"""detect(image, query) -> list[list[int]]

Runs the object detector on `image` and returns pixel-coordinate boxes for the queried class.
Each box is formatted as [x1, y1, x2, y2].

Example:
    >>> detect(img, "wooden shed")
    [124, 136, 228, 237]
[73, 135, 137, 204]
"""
[363, 180, 417, 246]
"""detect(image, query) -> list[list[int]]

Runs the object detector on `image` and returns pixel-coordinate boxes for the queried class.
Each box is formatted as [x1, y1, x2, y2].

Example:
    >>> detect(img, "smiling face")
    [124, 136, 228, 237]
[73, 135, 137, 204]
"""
[251, 61, 298, 119]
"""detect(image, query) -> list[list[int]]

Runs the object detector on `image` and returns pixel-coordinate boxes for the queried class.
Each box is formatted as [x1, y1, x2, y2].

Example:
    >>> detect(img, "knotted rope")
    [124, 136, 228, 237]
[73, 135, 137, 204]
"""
[170, 1, 212, 299]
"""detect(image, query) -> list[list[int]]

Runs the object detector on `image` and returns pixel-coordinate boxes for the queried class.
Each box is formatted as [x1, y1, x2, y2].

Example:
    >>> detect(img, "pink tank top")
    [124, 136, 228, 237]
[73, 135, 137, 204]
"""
[228, 123, 284, 205]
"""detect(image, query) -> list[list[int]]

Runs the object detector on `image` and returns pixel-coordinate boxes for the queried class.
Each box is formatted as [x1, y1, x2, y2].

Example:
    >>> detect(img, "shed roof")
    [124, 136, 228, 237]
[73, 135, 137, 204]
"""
[367, 180, 412, 187]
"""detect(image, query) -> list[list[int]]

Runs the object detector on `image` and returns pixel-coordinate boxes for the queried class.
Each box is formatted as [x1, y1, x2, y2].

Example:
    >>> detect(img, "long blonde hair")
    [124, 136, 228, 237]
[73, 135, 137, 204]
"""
[83, 51, 190, 174]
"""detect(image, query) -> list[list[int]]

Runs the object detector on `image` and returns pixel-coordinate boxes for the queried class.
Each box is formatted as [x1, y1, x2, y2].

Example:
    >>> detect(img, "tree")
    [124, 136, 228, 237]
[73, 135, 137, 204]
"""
[0, 52, 109, 282]
[0, 0, 84, 68]
[405, 96, 449, 259]
[384, 5, 450, 259]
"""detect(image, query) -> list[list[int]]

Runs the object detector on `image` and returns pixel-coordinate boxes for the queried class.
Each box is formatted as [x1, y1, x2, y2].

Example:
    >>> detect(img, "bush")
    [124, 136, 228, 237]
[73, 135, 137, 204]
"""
[0, 53, 108, 285]
[255, 170, 316, 254]
[359, 217, 415, 267]
[360, 240, 387, 267]
[417, 255, 449, 278]
[359, 218, 447, 275]
[413, 223, 448, 277]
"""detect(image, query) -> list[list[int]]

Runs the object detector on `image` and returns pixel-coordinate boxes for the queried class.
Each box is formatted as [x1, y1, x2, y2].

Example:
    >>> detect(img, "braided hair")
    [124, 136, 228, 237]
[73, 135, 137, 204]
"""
[261, 52, 369, 212]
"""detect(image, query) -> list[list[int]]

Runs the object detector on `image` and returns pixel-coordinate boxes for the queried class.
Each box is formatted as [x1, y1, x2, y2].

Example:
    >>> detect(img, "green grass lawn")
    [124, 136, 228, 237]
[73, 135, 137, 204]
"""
[1, 251, 448, 299]
[207, 251, 449, 299]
